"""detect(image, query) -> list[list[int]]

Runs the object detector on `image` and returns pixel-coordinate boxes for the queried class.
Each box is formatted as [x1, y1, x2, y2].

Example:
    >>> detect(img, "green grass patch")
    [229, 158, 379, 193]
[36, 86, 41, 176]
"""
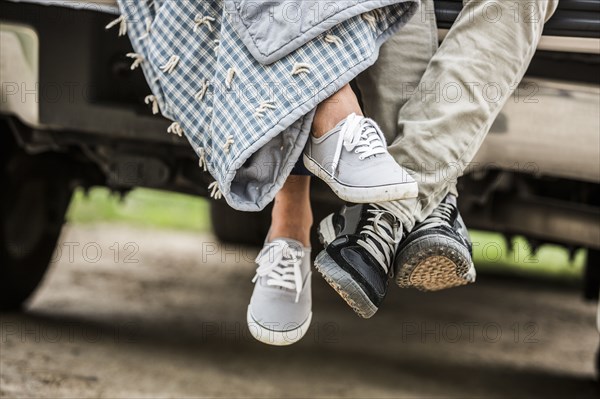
[67, 187, 211, 231]
[471, 231, 585, 281]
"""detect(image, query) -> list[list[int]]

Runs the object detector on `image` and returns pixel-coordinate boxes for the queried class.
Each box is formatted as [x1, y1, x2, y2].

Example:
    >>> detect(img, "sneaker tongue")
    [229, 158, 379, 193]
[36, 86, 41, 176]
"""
[369, 204, 397, 220]
[256, 239, 297, 291]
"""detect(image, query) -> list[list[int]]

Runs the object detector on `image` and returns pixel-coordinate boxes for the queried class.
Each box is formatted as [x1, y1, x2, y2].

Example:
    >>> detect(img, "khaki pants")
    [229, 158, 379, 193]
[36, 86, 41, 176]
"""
[357, 0, 559, 230]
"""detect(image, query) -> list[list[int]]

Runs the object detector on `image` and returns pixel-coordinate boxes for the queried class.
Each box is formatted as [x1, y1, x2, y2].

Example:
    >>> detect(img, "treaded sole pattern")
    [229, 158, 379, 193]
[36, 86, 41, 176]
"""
[314, 251, 378, 319]
[396, 235, 476, 292]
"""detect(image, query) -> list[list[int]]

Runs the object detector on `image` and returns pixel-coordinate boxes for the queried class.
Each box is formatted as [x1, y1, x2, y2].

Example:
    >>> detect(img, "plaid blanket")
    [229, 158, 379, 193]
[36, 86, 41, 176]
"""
[112, 0, 417, 211]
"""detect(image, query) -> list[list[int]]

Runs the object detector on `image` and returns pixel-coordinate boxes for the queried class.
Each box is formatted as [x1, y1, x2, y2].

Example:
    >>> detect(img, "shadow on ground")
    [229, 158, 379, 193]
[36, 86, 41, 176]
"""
[1, 224, 598, 398]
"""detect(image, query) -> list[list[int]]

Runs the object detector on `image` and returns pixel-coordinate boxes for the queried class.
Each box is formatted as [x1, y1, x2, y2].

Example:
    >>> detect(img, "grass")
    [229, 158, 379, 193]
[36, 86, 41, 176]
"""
[67, 188, 586, 281]
[470, 231, 585, 282]
[66, 187, 211, 231]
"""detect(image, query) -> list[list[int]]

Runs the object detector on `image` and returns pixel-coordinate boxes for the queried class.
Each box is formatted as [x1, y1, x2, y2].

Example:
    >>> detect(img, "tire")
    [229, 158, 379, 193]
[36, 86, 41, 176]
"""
[210, 200, 271, 247]
[1, 152, 74, 310]
[584, 249, 600, 301]
[596, 343, 600, 381]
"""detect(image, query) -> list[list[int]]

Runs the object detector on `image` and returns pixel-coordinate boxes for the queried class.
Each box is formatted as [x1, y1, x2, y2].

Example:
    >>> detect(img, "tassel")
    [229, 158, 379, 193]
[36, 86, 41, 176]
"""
[324, 34, 343, 47]
[198, 148, 208, 172]
[291, 62, 312, 76]
[167, 122, 183, 137]
[223, 136, 234, 154]
[255, 101, 276, 118]
[160, 55, 180, 74]
[362, 12, 378, 32]
[209, 182, 223, 200]
[194, 15, 216, 33]
[195, 79, 210, 102]
[140, 17, 152, 39]
[144, 95, 159, 115]
[105, 15, 127, 36]
[126, 53, 144, 70]
[373, 8, 384, 20]
[225, 68, 237, 90]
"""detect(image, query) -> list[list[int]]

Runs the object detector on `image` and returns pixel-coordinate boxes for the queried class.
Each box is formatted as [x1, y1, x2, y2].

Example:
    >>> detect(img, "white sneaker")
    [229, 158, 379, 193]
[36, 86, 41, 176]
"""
[304, 113, 418, 203]
[247, 238, 312, 346]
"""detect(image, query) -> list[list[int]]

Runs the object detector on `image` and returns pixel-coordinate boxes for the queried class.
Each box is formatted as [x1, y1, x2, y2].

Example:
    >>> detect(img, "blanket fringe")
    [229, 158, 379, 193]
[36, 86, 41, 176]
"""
[160, 55, 180, 74]
[209, 181, 223, 200]
[324, 34, 343, 47]
[105, 15, 127, 36]
[167, 122, 183, 137]
[194, 15, 216, 33]
[292, 62, 312, 76]
[195, 79, 210, 102]
[362, 12, 378, 32]
[373, 7, 384, 20]
[126, 53, 144, 70]
[144, 95, 160, 115]
[223, 136, 235, 154]
[255, 101, 276, 118]
[225, 68, 237, 90]
[140, 17, 153, 40]
[198, 148, 208, 172]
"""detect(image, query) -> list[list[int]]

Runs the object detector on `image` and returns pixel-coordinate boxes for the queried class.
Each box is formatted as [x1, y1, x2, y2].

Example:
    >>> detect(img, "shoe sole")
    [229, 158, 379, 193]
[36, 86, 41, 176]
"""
[314, 251, 378, 319]
[303, 154, 418, 203]
[247, 307, 313, 346]
[395, 235, 476, 292]
[315, 216, 378, 319]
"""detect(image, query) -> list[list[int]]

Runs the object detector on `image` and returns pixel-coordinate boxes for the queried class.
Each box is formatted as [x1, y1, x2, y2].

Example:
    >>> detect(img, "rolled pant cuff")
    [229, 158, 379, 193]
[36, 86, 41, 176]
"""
[379, 198, 420, 233]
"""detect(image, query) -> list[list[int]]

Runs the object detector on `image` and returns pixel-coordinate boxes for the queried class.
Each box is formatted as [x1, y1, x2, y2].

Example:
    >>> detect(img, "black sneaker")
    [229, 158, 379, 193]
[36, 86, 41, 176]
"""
[315, 204, 402, 318]
[394, 194, 476, 291]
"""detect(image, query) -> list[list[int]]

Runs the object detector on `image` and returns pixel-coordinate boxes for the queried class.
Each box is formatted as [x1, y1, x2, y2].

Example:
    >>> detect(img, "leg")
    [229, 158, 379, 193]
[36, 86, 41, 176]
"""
[304, 83, 419, 203]
[248, 81, 413, 339]
[385, 0, 559, 230]
[247, 174, 313, 346]
[313, 0, 560, 315]
[357, 0, 438, 143]
[357, 0, 472, 292]
[311, 84, 363, 138]
[262, 84, 362, 242]
[307, 3, 436, 315]
[269, 175, 313, 247]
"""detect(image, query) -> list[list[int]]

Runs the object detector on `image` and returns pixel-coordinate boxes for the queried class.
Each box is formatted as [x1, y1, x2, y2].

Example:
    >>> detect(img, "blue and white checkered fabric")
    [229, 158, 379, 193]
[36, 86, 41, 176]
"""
[114, 0, 417, 211]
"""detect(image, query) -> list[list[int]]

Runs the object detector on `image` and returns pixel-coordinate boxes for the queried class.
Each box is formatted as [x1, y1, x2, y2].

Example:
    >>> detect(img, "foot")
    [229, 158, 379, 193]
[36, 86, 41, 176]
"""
[247, 239, 312, 346]
[315, 204, 402, 318]
[304, 113, 418, 203]
[395, 194, 476, 291]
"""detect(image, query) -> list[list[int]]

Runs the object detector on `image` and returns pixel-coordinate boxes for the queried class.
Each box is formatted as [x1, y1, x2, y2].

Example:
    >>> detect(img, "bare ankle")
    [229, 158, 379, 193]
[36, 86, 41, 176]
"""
[270, 176, 313, 247]
[268, 223, 312, 248]
[312, 84, 363, 138]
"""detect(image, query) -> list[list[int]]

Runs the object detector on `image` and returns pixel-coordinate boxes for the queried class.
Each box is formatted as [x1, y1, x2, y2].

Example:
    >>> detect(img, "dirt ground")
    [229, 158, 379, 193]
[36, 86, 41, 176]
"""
[1, 224, 599, 398]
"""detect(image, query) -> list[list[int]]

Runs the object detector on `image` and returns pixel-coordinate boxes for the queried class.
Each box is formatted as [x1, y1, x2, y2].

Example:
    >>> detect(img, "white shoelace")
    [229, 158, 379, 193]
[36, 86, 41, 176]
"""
[357, 207, 401, 274]
[252, 240, 305, 303]
[415, 202, 454, 231]
[330, 113, 387, 176]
